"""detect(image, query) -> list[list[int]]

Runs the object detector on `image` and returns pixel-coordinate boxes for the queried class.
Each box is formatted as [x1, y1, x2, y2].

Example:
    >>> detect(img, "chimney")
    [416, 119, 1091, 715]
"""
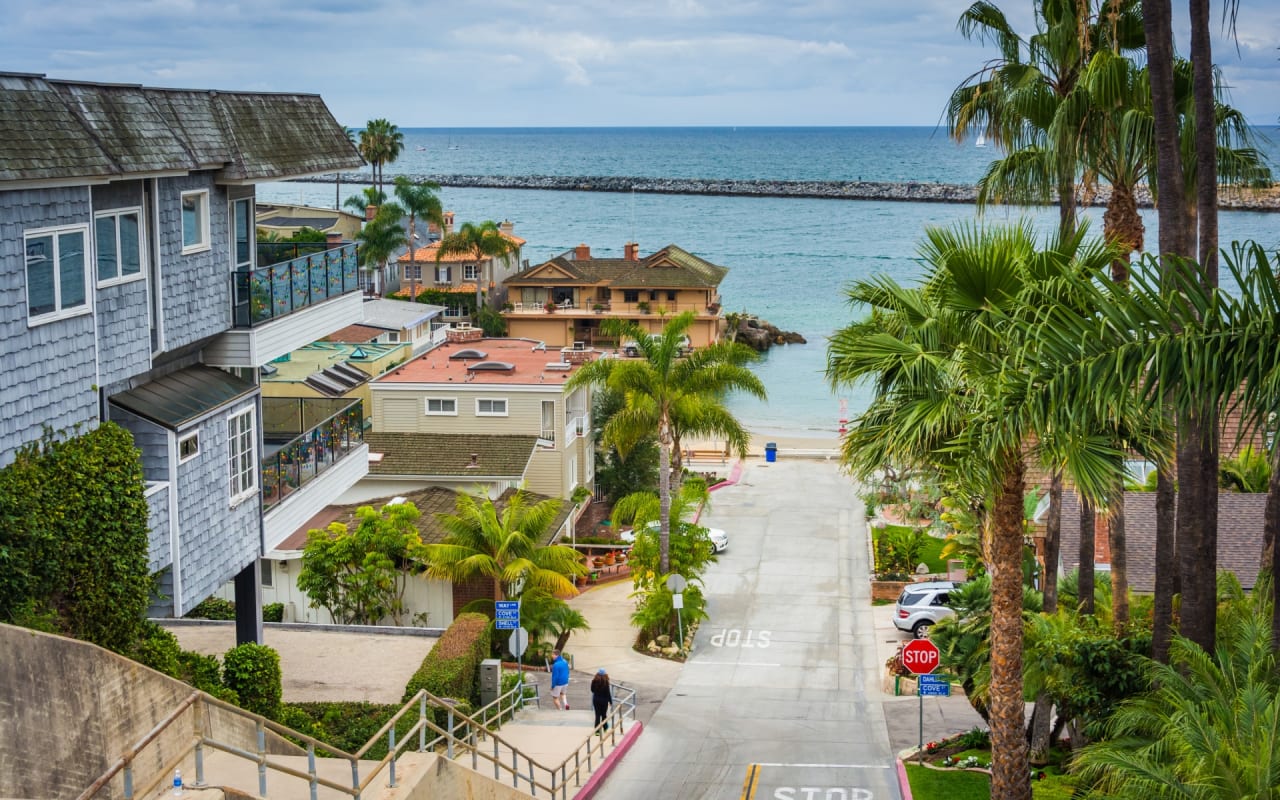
[575, 243, 591, 260]
[624, 242, 639, 261]
[499, 219, 515, 236]
[326, 231, 344, 249]
[444, 211, 455, 235]
[365, 204, 377, 222]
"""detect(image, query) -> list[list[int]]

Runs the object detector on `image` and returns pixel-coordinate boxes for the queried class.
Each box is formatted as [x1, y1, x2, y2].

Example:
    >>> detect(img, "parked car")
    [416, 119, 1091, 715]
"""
[893, 580, 956, 639]
[620, 519, 728, 553]
[621, 334, 692, 358]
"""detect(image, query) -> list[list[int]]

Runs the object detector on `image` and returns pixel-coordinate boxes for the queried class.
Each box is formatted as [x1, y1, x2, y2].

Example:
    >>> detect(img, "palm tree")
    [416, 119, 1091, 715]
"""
[393, 177, 444, 302]
[336, 126, 357, 210]
[358, 119, 404, 198]
[434, 220, 520, 313]
[421, 490, 584, 600]
[827, 221, 1122, 800]
[566, 312, 765, 573]
[355, 203, 407, 296]
[344, 186, 387, 218]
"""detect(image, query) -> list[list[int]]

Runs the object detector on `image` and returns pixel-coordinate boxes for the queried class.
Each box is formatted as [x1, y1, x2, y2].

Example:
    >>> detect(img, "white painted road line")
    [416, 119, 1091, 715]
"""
[692, 660, 783, 667]
[754, 763, 893, 770]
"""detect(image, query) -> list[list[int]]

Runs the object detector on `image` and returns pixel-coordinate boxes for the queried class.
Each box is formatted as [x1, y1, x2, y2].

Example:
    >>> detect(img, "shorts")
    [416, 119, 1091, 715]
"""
[550, 684, 567, 698]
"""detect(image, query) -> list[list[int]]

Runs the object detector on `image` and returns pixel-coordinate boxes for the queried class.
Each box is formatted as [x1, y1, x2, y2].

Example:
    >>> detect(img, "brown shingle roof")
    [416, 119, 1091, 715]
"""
[276, 485, 570, 550]
[365, 432, 538, 478]
[505, 244, 728, 290]
[324, 324, 389, 343]
[1058, 491, 1266, 593]
[0, 73, 362, 184]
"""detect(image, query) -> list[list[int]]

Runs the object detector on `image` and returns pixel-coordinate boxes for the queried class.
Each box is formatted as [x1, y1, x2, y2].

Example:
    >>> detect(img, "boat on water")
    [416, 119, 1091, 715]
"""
[975, 133, 987, 148]
[415, 145, 427, 151]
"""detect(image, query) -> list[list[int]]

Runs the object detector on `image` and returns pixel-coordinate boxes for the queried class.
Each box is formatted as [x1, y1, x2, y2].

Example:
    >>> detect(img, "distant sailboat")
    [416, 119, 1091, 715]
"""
[415, 145, 427, 151]
[975, 133, 987, 148]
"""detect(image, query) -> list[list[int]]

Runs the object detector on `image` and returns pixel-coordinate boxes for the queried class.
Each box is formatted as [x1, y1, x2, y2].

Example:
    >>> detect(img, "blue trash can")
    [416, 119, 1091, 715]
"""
[765, 442, 777, 463]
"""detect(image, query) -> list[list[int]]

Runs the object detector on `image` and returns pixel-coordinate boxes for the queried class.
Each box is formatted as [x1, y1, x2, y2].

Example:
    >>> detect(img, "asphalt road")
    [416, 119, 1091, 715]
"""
[597, 458, 901, 800]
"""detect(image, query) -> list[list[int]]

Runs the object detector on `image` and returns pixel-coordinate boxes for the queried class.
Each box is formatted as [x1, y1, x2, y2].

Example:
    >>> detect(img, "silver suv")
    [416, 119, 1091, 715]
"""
[893, 581, 957, 639]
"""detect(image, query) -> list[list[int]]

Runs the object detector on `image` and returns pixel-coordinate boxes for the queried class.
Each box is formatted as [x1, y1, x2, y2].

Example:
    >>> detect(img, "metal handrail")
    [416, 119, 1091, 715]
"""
[76, 692, 200, 800]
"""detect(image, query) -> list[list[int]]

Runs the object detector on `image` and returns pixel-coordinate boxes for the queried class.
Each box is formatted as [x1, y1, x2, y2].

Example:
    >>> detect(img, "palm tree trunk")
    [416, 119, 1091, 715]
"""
[1079, 498, 1095, 614]
[1110, 490, 1129, 628]
[406, 214, 418, 302]
[1177, 409, 1218, 653]
[1056, 161, 1077, 239]
[658, 420, 673, 574]
[989, 457, 1032, 800]
[1103, 184, 1145, 284]
[1152, 466, 1177, 662]
[1042, 471, 1062, 613]
[1265, 441, 1280, 651]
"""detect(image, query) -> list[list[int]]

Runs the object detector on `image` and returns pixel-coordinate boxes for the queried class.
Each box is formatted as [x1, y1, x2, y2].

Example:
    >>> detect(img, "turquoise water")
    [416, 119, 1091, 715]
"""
[260, 127, 1280, 437]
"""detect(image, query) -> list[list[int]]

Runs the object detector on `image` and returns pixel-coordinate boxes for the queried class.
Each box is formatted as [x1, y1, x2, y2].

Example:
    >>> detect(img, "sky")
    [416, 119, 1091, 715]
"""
[2, 0, 1277, 127]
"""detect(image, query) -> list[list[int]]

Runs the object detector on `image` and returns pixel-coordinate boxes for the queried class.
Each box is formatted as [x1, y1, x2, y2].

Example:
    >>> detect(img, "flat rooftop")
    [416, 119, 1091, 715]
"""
[377, 338, 591, 387]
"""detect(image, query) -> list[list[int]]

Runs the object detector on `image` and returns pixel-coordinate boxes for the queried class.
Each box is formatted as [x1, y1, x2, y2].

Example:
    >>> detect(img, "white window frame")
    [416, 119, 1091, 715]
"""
[259, 559, 274, 588]
[425, 397, 458, 415]
[569, 455, 579, 491]
[24, 224, 91, 326]
[435, 265, 451, 284]
[181, 189, 211, 254]
[463, 264, 480, 281]
[475, 398, 508, 417]
[227, 408, 257, 505]
[231, 197, 253, 272]
[94, 207, 145, 287]
[178, 431, 200, 464]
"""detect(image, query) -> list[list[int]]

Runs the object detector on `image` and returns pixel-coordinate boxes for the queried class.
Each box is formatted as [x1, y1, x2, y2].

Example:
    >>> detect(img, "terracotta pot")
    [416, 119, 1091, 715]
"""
[604, 553, 616, 566]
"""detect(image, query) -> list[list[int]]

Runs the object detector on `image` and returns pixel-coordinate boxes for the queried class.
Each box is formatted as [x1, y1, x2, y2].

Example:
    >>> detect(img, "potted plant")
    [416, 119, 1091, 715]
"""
[604, 551, 616, 566]
[593, 303, 604, 313]
[637, 300, 650, 313]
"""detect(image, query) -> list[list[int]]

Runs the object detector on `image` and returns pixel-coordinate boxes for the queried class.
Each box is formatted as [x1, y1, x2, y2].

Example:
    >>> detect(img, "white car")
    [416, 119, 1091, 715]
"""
[620, 520, 728, 553]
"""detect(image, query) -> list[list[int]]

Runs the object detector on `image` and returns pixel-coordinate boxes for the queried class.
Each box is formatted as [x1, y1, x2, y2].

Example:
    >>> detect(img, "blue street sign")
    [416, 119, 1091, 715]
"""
[496, 601, 519, 612]
[496, 600, 519, 629]
[496, 619, 518, 630]
[918, 674, 951, 697]
[495, 610, 520, 619]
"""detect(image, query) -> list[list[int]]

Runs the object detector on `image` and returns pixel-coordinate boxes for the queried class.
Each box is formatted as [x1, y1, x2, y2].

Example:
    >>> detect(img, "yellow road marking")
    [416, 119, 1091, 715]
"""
[741, 763, 762, 800]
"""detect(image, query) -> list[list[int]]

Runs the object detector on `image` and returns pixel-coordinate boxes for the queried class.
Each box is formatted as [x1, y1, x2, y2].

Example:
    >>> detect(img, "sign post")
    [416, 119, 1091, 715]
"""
[902, 639, 941, 765]
[496, 600, 521, 690]
[666, 575, 688, 650]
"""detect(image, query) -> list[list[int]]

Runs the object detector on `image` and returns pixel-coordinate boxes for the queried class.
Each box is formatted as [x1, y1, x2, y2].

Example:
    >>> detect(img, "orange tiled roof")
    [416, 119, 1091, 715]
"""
[398, 232, 525, 263]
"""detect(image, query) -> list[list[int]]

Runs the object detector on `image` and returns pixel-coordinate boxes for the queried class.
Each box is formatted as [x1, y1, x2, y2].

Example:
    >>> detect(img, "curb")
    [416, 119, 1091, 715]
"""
[896, 759, 913, 800]
[574, 721, 643, 800]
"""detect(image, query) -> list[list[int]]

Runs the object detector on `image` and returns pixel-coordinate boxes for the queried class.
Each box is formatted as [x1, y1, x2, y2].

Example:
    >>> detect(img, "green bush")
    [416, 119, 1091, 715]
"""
[263, 603, 284, 623]
[0, 424, 152, 653]
[131, 621, 183, 677]
[186, 597, 236, 620]
[403, 613, 492, 705]
[277, 702, 416, 758]
[223, 643, 283, 719]
[177, 650, 237, 704]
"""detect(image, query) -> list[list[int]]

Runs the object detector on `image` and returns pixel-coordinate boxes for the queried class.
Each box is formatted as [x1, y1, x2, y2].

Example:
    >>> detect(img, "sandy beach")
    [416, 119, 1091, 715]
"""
[683, 429, 843, 460]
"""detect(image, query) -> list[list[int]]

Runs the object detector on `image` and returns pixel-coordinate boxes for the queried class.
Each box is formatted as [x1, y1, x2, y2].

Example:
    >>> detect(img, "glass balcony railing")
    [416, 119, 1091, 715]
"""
[232, 242, 359, 328]
[261, 397, 365, 512]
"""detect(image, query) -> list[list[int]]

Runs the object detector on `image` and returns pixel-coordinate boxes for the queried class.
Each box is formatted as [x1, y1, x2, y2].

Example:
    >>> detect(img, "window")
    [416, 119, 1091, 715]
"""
[232, 198, 252, 270]
[385, 331, 401, 343]
[541, 400, 556, 444]
[648, 290, 658, 301]
[178, 432, 200, 463]
[95, 209, 143, 284]
[227, 409, 257, 503]
[476, 398, 508, 416]
[260, 559, 273, 588]
[666, 290, 677, 301]
[569, 455, 579, 490]
[181, 190, 210, 253]
[425, 397, 457, 415]
[463, 264, 479, 281]
[435, 265, 451, 283]
[25, 226, 89, 324]
[405, 264, 422, 281]
[623, 290, 639, 303]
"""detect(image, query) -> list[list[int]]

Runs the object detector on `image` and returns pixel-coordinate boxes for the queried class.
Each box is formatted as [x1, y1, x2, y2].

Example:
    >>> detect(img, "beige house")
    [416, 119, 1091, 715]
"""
[396, 214, 526, 310]
[256, 203, 364, 240]
[502, 242, 727, 349]
[365, 327, 596, 501]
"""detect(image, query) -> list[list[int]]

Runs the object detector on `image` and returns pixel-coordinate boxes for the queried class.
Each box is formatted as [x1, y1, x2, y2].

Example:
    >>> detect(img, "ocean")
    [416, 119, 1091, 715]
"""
[258, 127, 1280, 439]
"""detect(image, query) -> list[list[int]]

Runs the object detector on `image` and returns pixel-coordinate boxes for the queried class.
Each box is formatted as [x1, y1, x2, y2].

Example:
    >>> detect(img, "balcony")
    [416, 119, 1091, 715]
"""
[205, 243, 364, 367]
[260, 397, 369, 551]
[564, 414, 590, 445]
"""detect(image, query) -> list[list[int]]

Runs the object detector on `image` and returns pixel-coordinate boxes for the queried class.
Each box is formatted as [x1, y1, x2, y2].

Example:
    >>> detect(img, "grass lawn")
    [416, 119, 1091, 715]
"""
[904, 763, 1077, 799]
[879, 524, 949, 573]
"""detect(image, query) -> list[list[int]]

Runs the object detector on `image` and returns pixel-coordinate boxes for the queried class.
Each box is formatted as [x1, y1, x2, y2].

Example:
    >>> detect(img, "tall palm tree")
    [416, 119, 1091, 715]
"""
[434, 220, 520, 312]
[393, 176, 444, 302]
[343, 186, 386, 218]
[355, 203, 407, 296]
[566, 312, 765, 573]
[828, 222, 1122, 800]
[358, 119, 404, 198]
[421, 490, 584, 600]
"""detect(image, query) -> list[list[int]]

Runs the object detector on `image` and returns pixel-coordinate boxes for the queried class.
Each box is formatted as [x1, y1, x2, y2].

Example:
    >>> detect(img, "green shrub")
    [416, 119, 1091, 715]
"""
[281, 702, 415, 759]
[177, 651, 237, 704]
[0, 424, 152, 653]
[263, 603, 284, 623]
[403, 613, 492, 705]
[131, 621, 183, 677]
[223, 643, 282, 719]
[956, 726, 990, 749]
[186, 597, 236, 620]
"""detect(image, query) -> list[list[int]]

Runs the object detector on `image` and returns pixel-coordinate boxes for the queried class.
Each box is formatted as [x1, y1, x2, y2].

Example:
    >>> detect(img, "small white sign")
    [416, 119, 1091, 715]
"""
[672, 593, 685, 609]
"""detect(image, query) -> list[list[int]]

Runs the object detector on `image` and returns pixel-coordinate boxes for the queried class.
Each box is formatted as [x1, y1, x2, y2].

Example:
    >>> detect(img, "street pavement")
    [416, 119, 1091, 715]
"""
[596, 458, 903, 800]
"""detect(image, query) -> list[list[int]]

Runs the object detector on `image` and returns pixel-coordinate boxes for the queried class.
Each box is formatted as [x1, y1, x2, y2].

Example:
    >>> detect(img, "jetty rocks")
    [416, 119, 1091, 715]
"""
[732, 316, 806, 352]
[310, 173, 1280, 211]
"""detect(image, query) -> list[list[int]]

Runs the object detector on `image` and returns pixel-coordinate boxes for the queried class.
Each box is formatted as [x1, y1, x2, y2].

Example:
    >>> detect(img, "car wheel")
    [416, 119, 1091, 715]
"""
[912, 621, 933, 639]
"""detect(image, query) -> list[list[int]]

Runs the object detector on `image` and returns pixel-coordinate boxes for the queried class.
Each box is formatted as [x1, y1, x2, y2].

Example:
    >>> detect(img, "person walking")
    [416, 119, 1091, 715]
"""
[549, 649, 570, 710]
[590, 668, 613, 733]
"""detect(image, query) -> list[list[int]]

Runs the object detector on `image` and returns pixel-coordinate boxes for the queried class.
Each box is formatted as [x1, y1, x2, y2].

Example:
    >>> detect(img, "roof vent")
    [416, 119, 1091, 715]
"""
[386, 496, 407, 506]
[545, 362, 572, 371]
[467, 361, 516, 372]
[350, 347, 370, 360]
[466, 453, 479, 469]
[450, 348, 488, 360]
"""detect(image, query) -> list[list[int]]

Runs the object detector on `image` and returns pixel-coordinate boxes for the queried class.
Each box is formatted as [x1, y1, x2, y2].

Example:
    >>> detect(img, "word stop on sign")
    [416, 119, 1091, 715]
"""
[709, 628, 771, 648]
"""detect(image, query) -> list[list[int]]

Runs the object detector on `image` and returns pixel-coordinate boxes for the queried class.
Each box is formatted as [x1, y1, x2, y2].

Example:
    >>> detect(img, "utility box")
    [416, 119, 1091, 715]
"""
[479, 659, 502, 708]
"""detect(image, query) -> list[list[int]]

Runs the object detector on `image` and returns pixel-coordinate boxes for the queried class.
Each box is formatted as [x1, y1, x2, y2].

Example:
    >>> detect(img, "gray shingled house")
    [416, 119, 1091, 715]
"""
[0, 73, 368, 642]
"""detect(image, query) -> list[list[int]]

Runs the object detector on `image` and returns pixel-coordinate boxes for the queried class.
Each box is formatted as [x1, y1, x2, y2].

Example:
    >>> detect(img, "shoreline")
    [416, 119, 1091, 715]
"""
[685, 431, 843, 460]
[293, 173, 1280, 212]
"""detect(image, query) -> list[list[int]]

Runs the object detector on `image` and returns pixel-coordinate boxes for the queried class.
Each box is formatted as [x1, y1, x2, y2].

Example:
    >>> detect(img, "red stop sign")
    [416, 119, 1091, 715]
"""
[902, 639, 940, 675]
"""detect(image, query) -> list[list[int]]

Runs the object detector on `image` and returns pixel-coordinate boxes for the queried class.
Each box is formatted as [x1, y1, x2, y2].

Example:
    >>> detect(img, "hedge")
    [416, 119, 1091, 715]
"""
[402, 612, 492, 705]
[224, 642, 283, 719]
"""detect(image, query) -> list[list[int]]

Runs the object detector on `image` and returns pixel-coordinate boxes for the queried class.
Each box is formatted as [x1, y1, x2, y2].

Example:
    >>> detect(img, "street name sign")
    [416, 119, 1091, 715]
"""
[496, 600, 519, 630]
[918, 674, 951, 696]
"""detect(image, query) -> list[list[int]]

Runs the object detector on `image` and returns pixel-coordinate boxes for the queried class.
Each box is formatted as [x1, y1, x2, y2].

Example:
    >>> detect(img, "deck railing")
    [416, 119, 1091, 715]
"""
[261, 397, 364, 512]
[232, 242, 359, 328]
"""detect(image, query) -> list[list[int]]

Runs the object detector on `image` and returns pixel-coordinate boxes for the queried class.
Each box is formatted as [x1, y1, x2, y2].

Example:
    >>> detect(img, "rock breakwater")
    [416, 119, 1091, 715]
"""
[303, 173, 1280, 211]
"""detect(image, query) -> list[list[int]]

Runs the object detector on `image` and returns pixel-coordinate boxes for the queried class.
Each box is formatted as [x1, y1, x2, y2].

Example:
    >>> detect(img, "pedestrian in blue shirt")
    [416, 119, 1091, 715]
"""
[549, 649, 570, 710]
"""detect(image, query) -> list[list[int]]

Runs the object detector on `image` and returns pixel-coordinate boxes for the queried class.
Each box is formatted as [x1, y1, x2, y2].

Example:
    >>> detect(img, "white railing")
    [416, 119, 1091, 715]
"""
[430, 326, 449, 346]
[564, 414, 589, 444]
